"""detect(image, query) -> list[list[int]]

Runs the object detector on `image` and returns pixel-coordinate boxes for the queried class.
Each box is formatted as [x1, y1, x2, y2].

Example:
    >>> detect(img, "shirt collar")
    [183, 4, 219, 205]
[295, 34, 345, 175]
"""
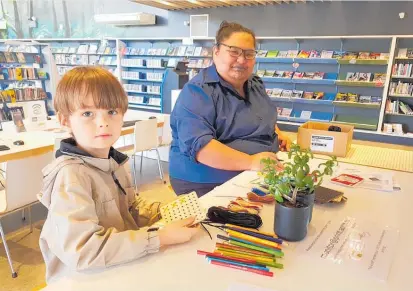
[205, 64, 252, 102]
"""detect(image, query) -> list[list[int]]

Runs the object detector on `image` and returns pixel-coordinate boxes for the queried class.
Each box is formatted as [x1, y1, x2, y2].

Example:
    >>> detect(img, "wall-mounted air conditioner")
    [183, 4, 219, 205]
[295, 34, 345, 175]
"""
[93, 12, 156, 26]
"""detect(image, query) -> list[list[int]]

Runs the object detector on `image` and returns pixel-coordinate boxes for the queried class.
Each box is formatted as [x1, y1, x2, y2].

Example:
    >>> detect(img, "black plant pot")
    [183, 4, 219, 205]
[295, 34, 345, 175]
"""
[297, 192, 315, 223]
[274, 201, 311, 242]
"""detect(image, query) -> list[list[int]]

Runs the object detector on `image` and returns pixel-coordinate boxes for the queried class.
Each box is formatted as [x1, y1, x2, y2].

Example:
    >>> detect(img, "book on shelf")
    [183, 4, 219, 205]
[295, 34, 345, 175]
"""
[292, 72, 304, 79]
[309, 50, 321, 58]
[286, 50, 298, 58]
[264, 70, 275, 77]
[302, 72, 314, 79]
[277, 51, 288, 58]
[372, 73, 386, 82]
[389, 81, 413, 96]
[281, 90, 293, 98]
[320, 50, 334, 59]
[383, 123, 405, 135]
[332, 51, 345, 59]
[266, 50, 279, 58]
[193, 47, 203, 56]
[342, 51, 359, 60]
[256, 70, 265, 77]
[358, 52, 371, 59]
[292, 90, 303, 98]
[313, 92, 324, 100]
[335, 93, 348, 101]
[273, 71, 284, 78]
[303, 91, 314, 99]
[347, 93, 359, 102]
[185, 46, 195, 56]
[283, 71, 294, 79]
[392, 63, 413, 77]
[358, 72, 372, 82]
[345, 72, 359, 81]
[256, 50, 268, 58]
[297, 50, 310, 58]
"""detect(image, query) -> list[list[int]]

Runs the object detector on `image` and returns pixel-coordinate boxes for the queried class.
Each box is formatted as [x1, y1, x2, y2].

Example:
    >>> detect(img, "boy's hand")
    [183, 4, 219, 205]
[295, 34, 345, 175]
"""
[158, 217, 199, 246]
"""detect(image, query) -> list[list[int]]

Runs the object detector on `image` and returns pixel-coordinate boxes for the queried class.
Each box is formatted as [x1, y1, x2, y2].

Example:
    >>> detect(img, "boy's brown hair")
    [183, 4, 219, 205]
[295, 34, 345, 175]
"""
[54, 66, 128, 116]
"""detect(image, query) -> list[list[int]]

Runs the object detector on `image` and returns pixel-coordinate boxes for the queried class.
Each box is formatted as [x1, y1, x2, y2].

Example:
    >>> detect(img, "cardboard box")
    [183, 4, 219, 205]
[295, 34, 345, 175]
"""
[297, 121, 354, 157]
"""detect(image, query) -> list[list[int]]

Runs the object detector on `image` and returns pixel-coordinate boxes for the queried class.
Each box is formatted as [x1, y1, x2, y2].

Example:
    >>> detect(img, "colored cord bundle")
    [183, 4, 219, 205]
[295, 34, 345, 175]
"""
[206, 206, 263, 229]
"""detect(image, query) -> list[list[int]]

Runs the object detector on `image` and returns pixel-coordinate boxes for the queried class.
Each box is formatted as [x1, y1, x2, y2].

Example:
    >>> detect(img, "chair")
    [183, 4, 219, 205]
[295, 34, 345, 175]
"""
[158, 114, 172, 148]
[0, 152, 53, 278]
[131, 118, 165, 190]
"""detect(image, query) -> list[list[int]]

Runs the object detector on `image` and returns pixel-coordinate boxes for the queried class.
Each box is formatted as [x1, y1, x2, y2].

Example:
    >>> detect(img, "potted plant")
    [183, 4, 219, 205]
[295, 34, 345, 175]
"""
[261, 144, 338, 242]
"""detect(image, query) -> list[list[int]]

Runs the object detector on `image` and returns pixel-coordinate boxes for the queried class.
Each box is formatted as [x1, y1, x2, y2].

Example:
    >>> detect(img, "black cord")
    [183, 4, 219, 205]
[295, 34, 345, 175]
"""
[206, 206, 263, 229]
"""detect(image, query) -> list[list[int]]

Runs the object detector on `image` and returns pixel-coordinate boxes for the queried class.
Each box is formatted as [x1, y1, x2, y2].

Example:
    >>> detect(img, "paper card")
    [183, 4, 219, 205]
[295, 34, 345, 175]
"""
[160, 192, 206, 224]
[331, 173, 364, 187]
[296, 216, 399, 281]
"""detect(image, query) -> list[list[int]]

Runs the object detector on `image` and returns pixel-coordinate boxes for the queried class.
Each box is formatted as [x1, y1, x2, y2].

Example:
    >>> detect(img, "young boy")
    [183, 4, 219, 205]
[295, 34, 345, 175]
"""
[38, 66, 198, 283]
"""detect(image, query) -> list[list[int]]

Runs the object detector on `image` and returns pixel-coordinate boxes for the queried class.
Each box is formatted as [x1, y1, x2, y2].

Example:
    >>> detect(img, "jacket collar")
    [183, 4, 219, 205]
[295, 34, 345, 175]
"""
[56, 138, 128, 172]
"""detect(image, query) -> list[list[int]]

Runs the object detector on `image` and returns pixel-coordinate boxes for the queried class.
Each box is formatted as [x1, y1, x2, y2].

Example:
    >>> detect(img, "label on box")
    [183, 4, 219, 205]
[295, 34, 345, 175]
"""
[311, 134, 334, 153]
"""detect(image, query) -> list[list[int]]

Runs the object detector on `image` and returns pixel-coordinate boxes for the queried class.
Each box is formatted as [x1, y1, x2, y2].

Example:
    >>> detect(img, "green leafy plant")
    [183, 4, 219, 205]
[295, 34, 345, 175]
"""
[261, 143, 338, 206]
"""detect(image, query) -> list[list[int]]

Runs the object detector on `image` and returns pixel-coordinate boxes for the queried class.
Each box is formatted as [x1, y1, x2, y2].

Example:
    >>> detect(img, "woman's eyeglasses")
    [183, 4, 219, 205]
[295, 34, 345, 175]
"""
[217, 43, 257, 60]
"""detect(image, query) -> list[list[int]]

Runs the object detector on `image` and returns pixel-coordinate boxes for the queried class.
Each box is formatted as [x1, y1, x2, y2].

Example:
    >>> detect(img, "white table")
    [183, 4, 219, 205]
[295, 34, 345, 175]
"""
[42, 153, 413, 291]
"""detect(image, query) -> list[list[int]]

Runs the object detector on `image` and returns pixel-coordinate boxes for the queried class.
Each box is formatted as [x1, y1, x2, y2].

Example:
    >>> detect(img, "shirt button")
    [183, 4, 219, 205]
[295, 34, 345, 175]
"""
[258, 117, 262, 120]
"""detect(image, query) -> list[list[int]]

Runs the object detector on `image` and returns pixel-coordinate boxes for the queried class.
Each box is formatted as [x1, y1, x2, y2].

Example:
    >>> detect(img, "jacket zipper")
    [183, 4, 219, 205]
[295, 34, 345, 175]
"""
[111, 171, 127, 195]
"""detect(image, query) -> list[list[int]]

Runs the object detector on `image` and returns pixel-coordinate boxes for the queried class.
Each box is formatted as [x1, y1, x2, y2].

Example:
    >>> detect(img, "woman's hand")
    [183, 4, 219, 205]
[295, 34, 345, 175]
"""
[250, 152, 284, 172]
[275, 125, 292, 152]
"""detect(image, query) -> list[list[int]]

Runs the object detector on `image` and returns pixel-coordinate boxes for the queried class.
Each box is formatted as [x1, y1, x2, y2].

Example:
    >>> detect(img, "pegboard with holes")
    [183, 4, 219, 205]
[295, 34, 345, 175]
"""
[160, 192, 206, 224]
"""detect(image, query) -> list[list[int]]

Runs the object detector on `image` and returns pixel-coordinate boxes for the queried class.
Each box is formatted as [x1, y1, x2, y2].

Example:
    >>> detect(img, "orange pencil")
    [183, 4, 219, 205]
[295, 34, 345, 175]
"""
[227, 229, 281, 249]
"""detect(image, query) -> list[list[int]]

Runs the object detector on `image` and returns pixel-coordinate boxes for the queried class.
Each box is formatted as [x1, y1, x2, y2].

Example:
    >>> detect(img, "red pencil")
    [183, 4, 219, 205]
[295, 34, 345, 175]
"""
[209, 260, 274, 277]
[197, 250, 265, 266]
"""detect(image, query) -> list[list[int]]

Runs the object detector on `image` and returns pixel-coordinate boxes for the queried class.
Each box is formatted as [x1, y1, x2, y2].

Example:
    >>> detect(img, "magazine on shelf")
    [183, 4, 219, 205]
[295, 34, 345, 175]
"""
[303, 72, 315, 79]
[277, 51, 288, 58]
[256, 50, 268, 58]
[264, 70, 275, 77]
[256, 70, 266, 77]
[313, 72, 325, 80]
[347, 93, 359, 102]
[293, 72, 304, 79]
[320, 50, 334, 59]
[272, 88, 283, 97]
[373, 73, 386, 83]
[281, 90, 293, 98]
[343, 51, 359, 60]
[358, 52, 371, 59]
[332, 51, 345, 59]
[303, 91, 314, 99]
[297, 50, 310, 58]
[346, 72, 359, 82]
[292, 90, 303, 98]
[273, 71, 285, 78]
[283, 71, 294, 79]
[287, 50, 298, 58]
[359, 96, 372, 103]
[313, 92, 324, 100]
[309, 50, 321, 58]
[358, 72, 372, 82]
[335, 93, 348, 101]
[266, 50, 279, 58]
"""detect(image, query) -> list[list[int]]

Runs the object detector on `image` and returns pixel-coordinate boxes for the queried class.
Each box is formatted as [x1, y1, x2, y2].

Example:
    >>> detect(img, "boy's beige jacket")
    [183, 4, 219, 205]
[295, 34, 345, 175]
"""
[38, 140, 161, 283]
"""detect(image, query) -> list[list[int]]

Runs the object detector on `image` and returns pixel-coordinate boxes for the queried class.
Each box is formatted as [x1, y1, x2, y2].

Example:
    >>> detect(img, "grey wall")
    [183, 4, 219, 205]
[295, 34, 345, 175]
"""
[2, 1, 413, 39]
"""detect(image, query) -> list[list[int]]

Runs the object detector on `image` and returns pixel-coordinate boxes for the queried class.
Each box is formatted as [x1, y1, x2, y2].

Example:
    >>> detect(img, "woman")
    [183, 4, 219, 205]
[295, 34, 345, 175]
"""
[169, 21, 291, 197]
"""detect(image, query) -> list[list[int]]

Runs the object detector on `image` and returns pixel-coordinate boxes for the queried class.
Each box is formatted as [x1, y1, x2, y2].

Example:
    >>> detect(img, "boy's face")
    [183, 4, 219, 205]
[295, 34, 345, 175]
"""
[61, 96, 124, 159]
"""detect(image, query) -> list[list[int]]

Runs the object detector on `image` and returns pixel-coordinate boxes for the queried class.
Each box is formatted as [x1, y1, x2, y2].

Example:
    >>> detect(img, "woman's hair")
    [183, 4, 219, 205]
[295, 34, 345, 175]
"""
[54, 66, 128, 116]
[215, 21, 256, 47]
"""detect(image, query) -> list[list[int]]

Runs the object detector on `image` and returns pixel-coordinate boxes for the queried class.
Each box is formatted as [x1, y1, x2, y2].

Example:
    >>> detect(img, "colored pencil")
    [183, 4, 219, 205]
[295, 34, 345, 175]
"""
[228, 235, 283, 253]
[215, 248, 275, 261]
[207, 257, 270, 272]
[218, 235, 284, 257]
[226, 226, 284, 245]
[197, 250, 266, 266]
[227, 229, 281, 249]
[225, 224, 279, 239]
[209, 259, 274, 277]
[215, 250, 275, 265]
[216, 243, 275, 258]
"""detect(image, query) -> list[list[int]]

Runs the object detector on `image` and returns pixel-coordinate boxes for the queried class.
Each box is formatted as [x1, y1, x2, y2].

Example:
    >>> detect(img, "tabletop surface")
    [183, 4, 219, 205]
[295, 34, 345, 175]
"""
[42, 152, 413, 291]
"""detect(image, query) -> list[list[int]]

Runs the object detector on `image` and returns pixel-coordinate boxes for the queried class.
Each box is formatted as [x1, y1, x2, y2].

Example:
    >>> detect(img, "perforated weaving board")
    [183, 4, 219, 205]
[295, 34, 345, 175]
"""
[314, 144, 413, 173]
[160, 192, 206, 224]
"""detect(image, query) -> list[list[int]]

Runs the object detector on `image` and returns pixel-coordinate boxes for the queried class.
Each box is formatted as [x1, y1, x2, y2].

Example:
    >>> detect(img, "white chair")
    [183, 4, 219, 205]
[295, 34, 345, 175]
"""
[0, 152, 53, 278]
[131, 118, 165, 190]
[158, 114, 172, 148]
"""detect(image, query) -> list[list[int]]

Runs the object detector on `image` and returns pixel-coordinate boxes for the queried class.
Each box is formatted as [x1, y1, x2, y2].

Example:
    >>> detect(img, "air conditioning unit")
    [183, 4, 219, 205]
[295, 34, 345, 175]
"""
[93, 12, 156, 26]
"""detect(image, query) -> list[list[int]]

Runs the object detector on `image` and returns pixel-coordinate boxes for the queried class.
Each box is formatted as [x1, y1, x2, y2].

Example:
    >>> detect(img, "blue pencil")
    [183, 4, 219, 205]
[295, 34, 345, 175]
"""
[206, 257, 270, 272]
